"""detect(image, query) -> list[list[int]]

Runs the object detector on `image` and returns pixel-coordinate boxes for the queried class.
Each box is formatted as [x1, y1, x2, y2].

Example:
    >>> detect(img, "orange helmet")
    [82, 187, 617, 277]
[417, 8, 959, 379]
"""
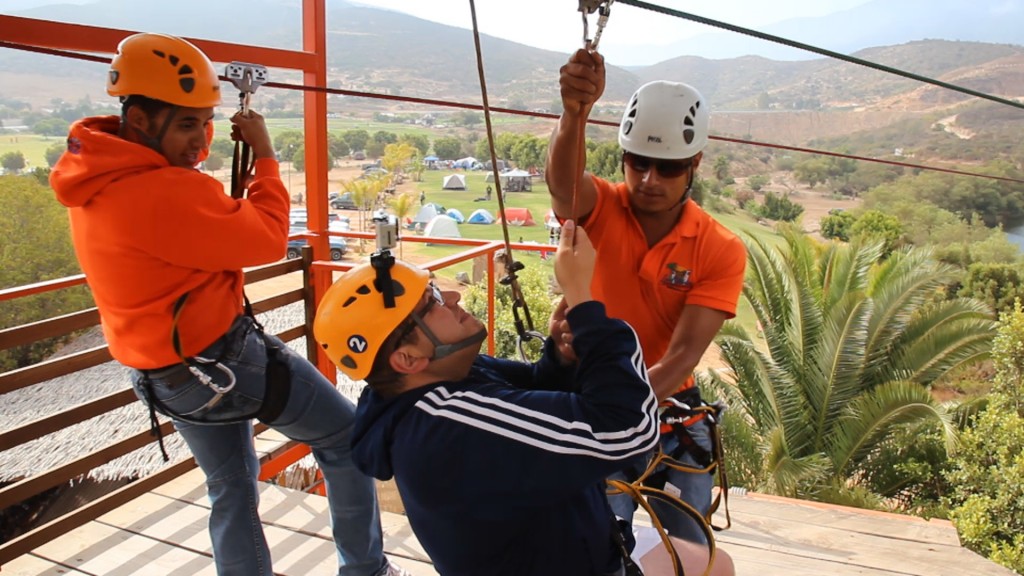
[314, 261, 429, 381]
[107, 33, 222, 108]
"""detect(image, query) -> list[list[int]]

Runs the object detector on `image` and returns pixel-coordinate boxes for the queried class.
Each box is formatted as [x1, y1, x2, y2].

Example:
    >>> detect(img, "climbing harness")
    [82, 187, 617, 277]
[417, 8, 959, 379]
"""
[225, 61, 269, 199]
[604, 393, 732, 575]
[140, 291, 293, 461]
[467, 0, 545, 361]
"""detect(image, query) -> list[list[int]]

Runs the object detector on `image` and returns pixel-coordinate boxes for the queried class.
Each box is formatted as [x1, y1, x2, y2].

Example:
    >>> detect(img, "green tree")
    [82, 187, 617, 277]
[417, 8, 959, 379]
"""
[706, 230, 995, 502]
[273, 130, 304, 161]
[760, 191, 804, 222]
[209, 137, 234, 158]
[819, 209, 856, 241]
[958, 263, 1024, 316]
[510, 134, 547, 170]
[342, 129, 370, 154]
[433, 137, 462, 160]
[463, 264, 554, 360]
[713, 155, 731, 182]
[747, 174, 769, 192]
[455, 110, 482, 127]
[291, 144, 335, 172]
[399, 133, 430, 156]
[203, 151, 224, 173]
[328, 132, 351, 159]
[32, 117, 70, 137]
[793, 157, 830, 188]
[946, 301, 1024, 574]
[0, 176, 93, 370]
[850, 209, 903, 256]
[1, 151, 26, 173]
[45, 142, 65, 168]
[586, 140, 622, 182]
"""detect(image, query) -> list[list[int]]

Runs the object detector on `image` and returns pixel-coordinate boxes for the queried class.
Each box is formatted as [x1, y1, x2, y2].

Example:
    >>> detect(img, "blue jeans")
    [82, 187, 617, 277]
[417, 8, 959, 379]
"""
[131, 316, 385, 576]
[607, 419, 714, 545]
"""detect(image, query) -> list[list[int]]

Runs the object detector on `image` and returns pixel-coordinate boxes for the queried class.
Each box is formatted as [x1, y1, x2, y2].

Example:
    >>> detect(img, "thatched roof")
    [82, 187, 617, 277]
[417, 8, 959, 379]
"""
[0, 303, 366, 483]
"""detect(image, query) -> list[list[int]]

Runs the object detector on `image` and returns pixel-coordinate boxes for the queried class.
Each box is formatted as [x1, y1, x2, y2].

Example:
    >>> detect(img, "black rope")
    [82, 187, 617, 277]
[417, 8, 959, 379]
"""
[615, 0, 1024, 111]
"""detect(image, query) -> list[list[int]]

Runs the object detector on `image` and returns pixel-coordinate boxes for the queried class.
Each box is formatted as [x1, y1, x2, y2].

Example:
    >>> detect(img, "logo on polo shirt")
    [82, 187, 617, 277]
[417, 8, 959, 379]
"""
[662, 263, 691, 290]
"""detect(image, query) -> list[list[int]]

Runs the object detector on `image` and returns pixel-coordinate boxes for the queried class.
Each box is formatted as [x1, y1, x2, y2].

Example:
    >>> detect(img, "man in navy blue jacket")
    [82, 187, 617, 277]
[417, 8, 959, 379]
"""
[313, 222, 732, 575]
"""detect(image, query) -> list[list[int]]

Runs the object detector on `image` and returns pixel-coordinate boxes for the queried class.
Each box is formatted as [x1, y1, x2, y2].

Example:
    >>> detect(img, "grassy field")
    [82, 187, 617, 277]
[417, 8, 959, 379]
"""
[0, 133, 62, 170]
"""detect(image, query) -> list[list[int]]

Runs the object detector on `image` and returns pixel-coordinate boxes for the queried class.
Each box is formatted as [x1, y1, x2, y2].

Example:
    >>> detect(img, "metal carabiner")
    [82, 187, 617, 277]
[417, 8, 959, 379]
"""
[188, 357, 238, 395]
[579, 0, 614, 50]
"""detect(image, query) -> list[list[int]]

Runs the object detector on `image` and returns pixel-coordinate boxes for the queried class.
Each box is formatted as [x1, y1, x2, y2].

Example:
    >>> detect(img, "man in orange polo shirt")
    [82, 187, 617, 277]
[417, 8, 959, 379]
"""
[546, 48, 746, 545]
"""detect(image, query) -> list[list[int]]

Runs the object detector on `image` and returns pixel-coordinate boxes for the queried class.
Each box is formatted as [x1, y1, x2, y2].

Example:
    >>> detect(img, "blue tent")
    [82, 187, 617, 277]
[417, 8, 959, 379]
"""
[423, 155, 439, 162]
[467, 208, 495, 224]
[446, 208, 465, 223]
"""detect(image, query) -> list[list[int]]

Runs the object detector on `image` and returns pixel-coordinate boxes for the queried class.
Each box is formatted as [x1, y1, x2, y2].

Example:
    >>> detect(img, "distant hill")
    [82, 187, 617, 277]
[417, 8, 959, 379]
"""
[660, 0, 1024, 61]
[1, 1, 1023, 158]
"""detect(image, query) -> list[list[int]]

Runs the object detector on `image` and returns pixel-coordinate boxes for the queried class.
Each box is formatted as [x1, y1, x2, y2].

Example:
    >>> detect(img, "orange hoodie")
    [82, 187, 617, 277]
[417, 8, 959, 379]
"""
[50, 115, 290, 369]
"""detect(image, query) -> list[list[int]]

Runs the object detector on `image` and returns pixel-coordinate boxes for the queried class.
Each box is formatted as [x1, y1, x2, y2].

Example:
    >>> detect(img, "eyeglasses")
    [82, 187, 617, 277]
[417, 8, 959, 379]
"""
[393, 283, 444, 343]
[623, 152, 693, 179]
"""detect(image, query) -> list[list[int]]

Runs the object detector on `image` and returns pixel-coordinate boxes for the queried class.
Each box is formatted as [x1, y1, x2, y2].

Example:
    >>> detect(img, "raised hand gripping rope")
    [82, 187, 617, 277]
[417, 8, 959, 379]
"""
[225, 61, 269, 199]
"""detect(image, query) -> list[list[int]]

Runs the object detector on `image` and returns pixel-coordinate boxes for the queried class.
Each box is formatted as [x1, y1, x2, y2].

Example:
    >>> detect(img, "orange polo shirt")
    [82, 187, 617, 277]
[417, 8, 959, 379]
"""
[582, 177, 746, 395]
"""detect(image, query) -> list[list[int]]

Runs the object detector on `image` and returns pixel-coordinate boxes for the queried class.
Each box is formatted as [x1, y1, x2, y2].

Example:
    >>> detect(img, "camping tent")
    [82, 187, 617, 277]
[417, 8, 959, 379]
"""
[544, 209, 561, 229]
[424, 215, 461, 239]
[446, 208, 465, 223]
[496, 207, 536, 226]
[452, 157, 479, 170]
[502, 169, 533, 192]
[442, 174, 467, 190]
[413, 202, 446, 224]
[466, 208, 495, 224]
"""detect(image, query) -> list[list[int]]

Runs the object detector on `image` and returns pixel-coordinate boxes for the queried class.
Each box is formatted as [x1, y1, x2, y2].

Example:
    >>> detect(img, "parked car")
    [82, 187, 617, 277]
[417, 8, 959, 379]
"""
[330, 192, 358, 210]
[287, 226, 347, 261]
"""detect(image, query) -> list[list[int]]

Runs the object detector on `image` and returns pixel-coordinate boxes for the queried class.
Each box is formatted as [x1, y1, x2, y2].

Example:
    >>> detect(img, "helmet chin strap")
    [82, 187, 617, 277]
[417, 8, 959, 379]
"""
[410, 314, 488, 361]
[122, 104, 178, 157]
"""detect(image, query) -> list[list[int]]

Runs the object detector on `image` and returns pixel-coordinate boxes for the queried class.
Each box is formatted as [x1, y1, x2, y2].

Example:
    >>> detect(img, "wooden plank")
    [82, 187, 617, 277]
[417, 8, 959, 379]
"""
[0, 554, 91, 575]
[25, 521, 218, 576]
[728, 494, 961, 547]
[96, 490, 437, 575]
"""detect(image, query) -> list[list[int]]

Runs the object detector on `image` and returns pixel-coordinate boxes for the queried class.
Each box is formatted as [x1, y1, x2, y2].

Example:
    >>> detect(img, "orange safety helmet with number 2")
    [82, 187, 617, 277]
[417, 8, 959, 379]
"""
[107, 33, 222, 108]
[314, 261, 429, 381]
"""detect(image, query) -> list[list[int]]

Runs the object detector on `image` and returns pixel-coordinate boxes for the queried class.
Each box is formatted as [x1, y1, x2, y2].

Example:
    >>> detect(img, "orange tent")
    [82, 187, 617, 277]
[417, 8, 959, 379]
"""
[495, 207, 536, 226]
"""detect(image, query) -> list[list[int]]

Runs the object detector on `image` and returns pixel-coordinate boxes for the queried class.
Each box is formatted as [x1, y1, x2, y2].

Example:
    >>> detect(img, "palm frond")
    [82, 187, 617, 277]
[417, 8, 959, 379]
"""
[827, 381, 954, 477]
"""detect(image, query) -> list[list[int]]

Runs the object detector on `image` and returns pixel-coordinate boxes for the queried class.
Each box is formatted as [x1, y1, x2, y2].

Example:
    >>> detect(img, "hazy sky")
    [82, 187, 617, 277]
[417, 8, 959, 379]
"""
[357, 0, 874, 64]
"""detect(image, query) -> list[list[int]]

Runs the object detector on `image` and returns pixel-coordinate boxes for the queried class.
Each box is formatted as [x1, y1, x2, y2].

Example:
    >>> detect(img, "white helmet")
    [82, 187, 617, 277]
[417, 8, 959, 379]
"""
[618, 80, 709, 160]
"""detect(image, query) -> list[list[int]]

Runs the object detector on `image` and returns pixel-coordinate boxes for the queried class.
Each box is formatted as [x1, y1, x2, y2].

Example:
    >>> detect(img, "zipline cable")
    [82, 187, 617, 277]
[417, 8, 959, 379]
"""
[615, 0, 1024, 111]
[1, 39, 1022, 186]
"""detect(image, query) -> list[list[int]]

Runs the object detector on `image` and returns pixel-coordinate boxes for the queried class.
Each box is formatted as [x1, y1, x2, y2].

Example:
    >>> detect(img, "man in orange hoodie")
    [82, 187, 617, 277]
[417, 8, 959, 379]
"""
[50, 33, 406, 576]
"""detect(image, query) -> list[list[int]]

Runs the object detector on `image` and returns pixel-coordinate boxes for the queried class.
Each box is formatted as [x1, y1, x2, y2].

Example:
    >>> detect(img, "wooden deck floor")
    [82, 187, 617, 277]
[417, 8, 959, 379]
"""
[3, 460, 1014, 575]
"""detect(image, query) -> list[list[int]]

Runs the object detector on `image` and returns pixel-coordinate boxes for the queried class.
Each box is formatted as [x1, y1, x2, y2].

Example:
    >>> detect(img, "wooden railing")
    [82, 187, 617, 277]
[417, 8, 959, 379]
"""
[0, 235, 549, 565]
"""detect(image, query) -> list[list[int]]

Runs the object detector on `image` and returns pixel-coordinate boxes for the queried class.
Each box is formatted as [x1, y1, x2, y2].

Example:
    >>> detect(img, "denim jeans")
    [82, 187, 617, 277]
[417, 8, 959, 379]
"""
[607, 418, 714, 545]
[131, 316, 385, 576]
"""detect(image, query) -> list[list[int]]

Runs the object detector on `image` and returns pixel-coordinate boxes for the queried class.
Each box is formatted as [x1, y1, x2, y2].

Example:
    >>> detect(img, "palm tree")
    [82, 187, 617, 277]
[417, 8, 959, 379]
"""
[705, 228, 996, 503]
[387, 192, 417, 258]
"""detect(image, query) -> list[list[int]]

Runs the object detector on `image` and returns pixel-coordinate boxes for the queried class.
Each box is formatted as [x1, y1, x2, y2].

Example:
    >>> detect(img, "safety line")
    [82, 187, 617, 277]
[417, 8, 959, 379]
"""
[1, 39, 1022, 185]
[615, 0, 1024, 111]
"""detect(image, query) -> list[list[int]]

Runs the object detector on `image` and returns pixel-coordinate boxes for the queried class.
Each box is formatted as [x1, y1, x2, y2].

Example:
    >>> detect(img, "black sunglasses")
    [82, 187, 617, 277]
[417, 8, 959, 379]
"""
[623, 152, 693, 179]
[393, 283, 445, 343]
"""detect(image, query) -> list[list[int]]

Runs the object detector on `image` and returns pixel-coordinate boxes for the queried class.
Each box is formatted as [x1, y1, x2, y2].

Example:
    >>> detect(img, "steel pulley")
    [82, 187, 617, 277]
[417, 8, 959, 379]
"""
[225, 61, 269, 199]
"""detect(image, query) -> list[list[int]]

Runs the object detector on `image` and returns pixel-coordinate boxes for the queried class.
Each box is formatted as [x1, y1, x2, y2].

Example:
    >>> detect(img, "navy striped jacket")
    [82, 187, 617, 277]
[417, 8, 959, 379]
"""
[351, 300, 659, 576]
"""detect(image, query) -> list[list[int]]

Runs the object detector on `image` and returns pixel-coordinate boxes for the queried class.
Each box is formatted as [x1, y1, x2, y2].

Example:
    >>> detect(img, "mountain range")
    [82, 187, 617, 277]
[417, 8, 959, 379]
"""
[1, 0, 1023, 152]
